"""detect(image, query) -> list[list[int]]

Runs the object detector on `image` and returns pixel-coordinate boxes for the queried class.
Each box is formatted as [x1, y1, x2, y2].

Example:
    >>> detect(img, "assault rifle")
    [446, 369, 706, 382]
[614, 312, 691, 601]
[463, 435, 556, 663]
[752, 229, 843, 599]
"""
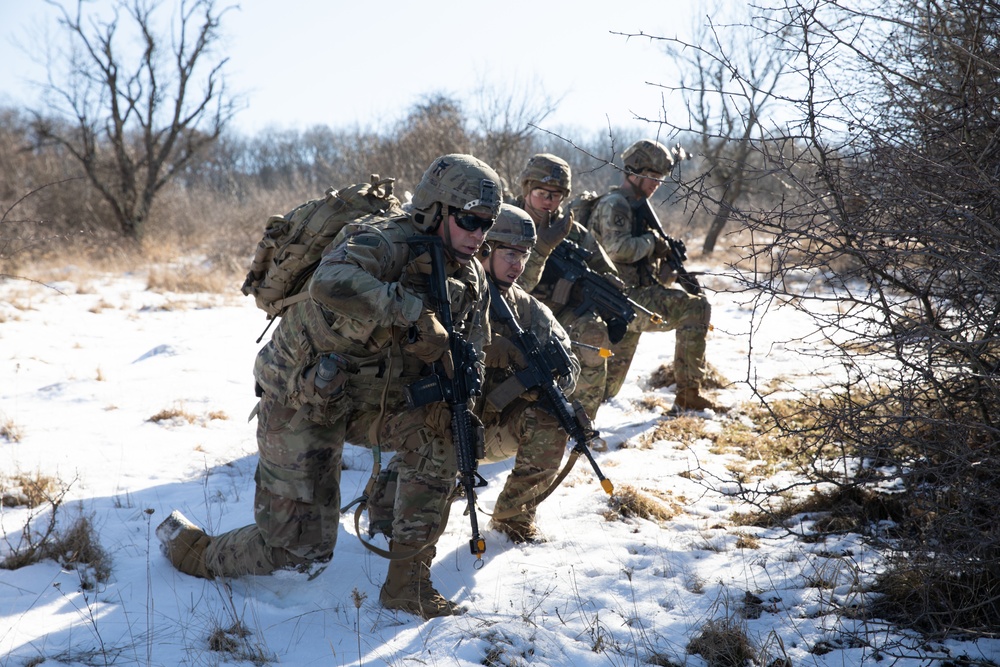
[403, 236, 488, 561]
[487, 281, 613, 496]
[541, 239, 663, 344]
[632, 198, 701, 295]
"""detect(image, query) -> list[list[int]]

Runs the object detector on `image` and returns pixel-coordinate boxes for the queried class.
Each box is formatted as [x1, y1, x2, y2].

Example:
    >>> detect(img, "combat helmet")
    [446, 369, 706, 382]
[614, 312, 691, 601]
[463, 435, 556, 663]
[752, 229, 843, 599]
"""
[487, 204, 537, 250]
[519, 153, 572, 196]
[410, 154, 503, 233]
[622, 139, 674, 175]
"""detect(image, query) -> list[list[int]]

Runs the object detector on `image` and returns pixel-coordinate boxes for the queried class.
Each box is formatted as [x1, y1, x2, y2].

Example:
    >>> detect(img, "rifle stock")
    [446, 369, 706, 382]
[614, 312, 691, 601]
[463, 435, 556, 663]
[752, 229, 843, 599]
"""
[632, 198, 701, 295]
[405, 235, 488, 560]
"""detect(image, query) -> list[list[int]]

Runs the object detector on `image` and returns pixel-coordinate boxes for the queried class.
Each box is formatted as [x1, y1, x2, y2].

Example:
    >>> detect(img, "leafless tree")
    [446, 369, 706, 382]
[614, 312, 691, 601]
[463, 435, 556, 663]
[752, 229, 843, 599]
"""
[29, 0, 238, 240]
[622, 2, 798, 254]
[644, 0, 1000, 639]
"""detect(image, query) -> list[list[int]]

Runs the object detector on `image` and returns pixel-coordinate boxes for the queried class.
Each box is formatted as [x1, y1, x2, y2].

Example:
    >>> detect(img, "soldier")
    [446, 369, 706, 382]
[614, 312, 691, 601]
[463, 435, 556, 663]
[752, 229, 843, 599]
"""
[589, 139, 720, 413]
[156, 154, 503, 619]
[366, 204, 581, 544]
[513, 154, 620, 449]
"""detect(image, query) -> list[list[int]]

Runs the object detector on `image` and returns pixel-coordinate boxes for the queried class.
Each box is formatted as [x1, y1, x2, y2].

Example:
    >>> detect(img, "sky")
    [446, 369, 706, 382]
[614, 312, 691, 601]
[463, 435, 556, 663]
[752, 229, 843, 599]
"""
[2, 261, 998, 665]
[0, 0, 706, 138]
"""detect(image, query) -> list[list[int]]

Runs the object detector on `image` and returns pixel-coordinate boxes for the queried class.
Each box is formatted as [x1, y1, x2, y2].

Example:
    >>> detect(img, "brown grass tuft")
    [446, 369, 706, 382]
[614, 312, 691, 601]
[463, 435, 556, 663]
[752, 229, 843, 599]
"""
[686, 617, 758, 667]
[605, 484, 681, 523]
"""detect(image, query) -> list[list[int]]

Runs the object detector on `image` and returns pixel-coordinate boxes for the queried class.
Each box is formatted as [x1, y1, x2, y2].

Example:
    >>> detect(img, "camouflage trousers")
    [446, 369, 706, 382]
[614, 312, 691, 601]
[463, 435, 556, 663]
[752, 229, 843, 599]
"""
[368, 399, 568, 533]
[556, 309, 611, 424]
[203, 391, 457, 577]
[605, 284, 711, 401]
[481, 399, 568, 523]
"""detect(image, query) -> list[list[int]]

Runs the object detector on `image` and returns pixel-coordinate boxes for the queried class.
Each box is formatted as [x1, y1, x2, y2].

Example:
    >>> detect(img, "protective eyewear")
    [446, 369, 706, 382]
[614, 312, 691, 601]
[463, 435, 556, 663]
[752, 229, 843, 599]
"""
[531, 188, 564, 203]
[494, 246, 530, 267]
[453, 211, 495, 233]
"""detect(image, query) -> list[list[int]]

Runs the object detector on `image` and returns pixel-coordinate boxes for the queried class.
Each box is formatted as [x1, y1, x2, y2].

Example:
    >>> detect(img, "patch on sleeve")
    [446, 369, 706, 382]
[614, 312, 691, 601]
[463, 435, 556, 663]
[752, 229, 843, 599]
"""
[611, 211, 631, 229]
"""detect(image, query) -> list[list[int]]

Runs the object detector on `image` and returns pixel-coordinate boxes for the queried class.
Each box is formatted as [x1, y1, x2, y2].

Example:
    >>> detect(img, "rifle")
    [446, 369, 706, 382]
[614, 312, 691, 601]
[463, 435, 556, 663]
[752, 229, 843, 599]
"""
[487, 281, 613, 497]
[632, 198, 701, 295]
[402, 235, 488, 561]
[541, 239, 663, 344]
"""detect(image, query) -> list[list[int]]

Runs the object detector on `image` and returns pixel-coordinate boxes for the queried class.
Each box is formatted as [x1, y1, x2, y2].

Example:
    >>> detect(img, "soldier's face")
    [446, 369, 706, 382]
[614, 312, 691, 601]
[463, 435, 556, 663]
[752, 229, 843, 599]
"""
[481, 244, 530, 286]
[441, 213, 489, 263]
[632, 170, 664, 199]
[527, 187, 564, 214]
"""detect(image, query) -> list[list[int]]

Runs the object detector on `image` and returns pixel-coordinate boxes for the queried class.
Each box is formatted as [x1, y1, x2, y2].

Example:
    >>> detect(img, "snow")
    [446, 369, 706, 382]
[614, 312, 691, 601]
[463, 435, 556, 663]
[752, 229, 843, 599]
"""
[1, 267, 997, 667]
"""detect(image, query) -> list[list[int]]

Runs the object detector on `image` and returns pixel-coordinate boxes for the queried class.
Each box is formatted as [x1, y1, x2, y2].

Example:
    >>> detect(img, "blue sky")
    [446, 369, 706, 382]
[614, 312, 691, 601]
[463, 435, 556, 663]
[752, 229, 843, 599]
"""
[0, 0, 703, 136]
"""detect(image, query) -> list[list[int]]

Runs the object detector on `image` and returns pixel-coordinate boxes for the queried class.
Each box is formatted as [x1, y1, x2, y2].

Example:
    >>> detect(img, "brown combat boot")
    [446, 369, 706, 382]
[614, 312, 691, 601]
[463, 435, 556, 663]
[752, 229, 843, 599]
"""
[490, 517, 544, 544]
[670, 387, 726, 415]
[156, 510, 212, 579]
[379, 541, 465, 619]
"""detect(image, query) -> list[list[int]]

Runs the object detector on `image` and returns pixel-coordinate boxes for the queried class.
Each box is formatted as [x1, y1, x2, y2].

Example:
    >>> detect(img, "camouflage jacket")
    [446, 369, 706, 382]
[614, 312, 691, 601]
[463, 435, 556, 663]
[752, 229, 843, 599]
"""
[254, 215, 490, 414]
[589, 184, 660, 288]
[512, 194, 618, 299]
[479, 281, 580, 421]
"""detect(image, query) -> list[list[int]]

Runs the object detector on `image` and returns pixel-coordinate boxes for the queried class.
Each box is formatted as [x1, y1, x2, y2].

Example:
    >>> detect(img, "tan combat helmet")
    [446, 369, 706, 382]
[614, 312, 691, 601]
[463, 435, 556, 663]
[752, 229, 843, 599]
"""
[487, 204, 537, 250]
[519, 153, 572, 197]
[411, 154, 503, 232]
[622, 139, 674, 175]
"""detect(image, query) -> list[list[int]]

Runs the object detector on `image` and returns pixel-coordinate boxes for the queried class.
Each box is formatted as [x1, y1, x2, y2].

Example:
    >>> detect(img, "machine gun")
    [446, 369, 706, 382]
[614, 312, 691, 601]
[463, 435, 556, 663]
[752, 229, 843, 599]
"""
[403, 235, 488, 561]
[632, 198, 701, 295]
[541, 239, 663, 343]
[487, 281, 613, 497]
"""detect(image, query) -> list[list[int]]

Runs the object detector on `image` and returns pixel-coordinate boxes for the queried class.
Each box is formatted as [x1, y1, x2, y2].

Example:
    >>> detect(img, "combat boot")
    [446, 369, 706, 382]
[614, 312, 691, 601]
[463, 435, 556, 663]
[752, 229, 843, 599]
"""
[670, 387, 726, 415]
[490, 517, 544, 544]
[379, 541, 465, 619]
[156, 510, 212, 579]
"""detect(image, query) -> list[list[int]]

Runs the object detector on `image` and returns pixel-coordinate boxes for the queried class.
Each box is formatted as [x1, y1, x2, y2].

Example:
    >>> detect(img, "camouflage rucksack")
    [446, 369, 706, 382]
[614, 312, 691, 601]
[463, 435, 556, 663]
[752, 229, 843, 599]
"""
[567, 190, 601, 228]
[241, 175, 404, 322]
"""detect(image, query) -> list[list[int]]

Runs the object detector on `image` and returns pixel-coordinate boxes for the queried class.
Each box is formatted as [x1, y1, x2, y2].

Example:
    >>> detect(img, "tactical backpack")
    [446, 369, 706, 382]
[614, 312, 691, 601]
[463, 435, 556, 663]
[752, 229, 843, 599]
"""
[567, 190, 601, 228]
[241, 175, 404, 323]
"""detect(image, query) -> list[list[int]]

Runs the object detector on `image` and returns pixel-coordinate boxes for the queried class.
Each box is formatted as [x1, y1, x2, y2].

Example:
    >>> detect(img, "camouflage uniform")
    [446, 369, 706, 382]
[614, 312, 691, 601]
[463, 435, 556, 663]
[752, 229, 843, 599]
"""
[588, 182, 712, 401]
[204, 214, 489, 577]
[478, 282, 579, 538]
[520, 213, 619, 422]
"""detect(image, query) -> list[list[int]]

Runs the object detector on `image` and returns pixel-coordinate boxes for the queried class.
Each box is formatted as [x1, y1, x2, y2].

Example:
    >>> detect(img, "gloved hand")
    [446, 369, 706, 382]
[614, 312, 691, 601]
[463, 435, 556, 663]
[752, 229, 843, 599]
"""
[405, 309, 450, 365]
[650, 234, 671, 259]
[483, 336, 527, 369]
[535, 212, 572, 256]
[400, 251, 434, 294]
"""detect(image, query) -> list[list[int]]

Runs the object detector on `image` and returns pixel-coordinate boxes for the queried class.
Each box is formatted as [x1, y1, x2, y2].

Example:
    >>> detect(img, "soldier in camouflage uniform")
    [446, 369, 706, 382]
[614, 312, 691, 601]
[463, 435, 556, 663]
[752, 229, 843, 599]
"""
[366, 205, 581, 544]
[514, 154, 620, 448]
[156, 154, 503, 619]
[589, 139, 720, 413]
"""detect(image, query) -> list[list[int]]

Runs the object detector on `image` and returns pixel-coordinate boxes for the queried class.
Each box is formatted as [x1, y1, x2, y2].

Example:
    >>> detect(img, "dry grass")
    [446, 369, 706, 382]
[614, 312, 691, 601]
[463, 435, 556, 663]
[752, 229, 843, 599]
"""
[147, 263, 240, 295]
[604, 483, 682, 523]
[148, 406, 199, 425]
[1, 414, 23, 443]
[1, 472, 60, 508]
[148, 405, 230, 427]
[686, 617, 758, 667]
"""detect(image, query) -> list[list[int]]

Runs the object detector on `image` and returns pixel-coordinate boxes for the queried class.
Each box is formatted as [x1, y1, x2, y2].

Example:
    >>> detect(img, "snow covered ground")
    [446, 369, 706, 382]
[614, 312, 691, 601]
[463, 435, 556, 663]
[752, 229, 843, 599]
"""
[0, 265, 996, 667]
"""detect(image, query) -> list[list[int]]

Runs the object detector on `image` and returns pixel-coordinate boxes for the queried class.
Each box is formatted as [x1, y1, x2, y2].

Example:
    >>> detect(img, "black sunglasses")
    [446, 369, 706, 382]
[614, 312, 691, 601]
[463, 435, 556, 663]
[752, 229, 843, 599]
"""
[452, 211, 495, 233]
